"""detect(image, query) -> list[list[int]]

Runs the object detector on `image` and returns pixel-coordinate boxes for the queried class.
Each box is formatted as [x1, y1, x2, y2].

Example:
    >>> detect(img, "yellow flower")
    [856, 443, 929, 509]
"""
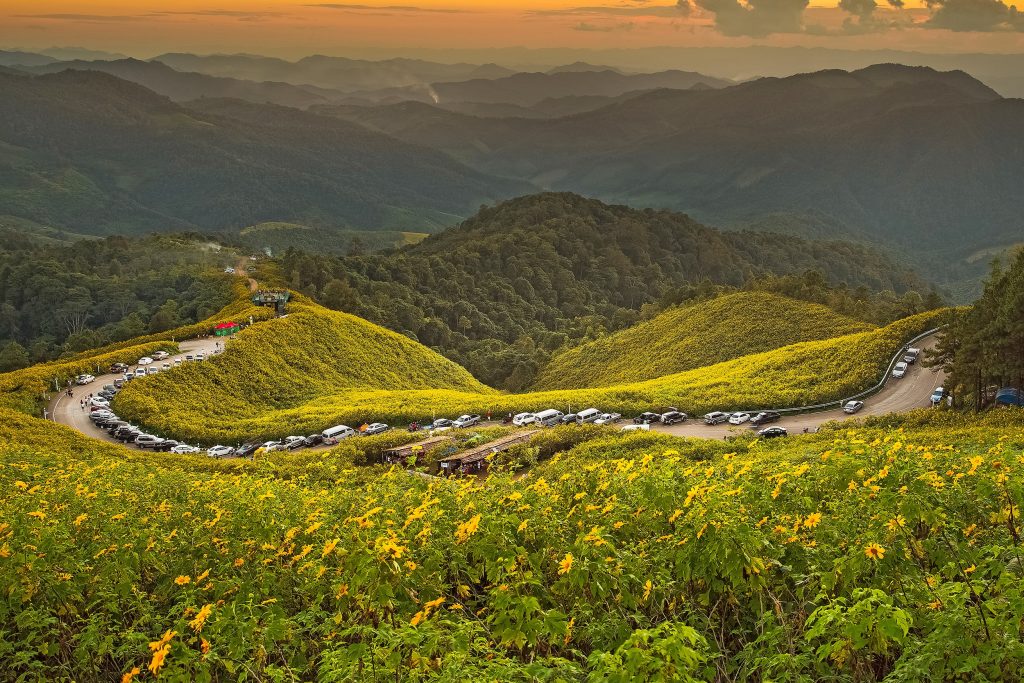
[148, 645, 170, 676]
[517, 520, 528, 532]
[886, 516, 906, 532]
[405, 560, 417, 571]
[964, 564, 976, 575]
[643, 579, 653, 601]
[803, 512, 822, 529]
[454, 514, 482, 544]
[121, 666, 141, 683]
[200, 638, 211, 655]
[558, 552, 574, 575]
[27, 510, 45, 520]
[188, 604, 213, 633]
[864, 542, 885, 561]
[322, 538, 340, 558]
[73, 514, 88, 527]
[425, 596, 446, 610]
[174, 575, 191, 586]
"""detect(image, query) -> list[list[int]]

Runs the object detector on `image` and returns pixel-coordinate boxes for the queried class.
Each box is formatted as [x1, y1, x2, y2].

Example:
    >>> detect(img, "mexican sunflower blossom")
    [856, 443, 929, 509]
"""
[558, 552, 574, 575]
[864, 542, 886, 561]
[147, 630, 176, 676]
[189, 604, 214, 633]
[454, 514, 481, 544]
[121, 667, 141, 683]
[803, 512, 822, 529]
[174, 575, 191, 586]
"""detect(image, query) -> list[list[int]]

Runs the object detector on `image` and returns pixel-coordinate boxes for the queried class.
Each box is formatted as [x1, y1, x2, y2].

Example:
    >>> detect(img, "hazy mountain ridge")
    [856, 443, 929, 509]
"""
[0, 69, 532, 236]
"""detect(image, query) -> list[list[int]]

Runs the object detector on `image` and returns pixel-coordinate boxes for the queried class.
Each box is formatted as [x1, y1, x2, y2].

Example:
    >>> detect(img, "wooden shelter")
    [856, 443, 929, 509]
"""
[382, 435, 452, 465]
[438, 430, 539, 476]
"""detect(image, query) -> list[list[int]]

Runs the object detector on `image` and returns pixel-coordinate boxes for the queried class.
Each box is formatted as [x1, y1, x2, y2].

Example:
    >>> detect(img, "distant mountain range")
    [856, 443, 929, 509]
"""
[320, 64, 1024, 294]
[0, 69, 531, 235]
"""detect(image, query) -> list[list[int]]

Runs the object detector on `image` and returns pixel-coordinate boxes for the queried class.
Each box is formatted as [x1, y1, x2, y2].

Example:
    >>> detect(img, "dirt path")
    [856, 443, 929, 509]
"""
[235, 257, 258, 293]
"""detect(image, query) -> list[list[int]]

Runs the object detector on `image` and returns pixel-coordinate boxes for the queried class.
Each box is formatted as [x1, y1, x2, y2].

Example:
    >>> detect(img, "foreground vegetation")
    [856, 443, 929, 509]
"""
[3, 407, 1024, 680]
[533, 291, 874, 389]
[112, 296, 941, 444]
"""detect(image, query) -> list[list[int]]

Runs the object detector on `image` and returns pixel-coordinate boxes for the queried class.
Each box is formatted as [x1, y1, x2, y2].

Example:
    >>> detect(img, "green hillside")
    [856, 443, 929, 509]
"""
[533, 291, 875, 389]
[110, 295, 940, 444]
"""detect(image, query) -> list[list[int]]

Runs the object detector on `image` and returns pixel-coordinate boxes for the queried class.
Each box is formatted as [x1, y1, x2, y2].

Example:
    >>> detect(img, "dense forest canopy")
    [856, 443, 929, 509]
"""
[929, 248, 1024, 407]
[0, 234, 235, 370]
[280, 194, 940, 389]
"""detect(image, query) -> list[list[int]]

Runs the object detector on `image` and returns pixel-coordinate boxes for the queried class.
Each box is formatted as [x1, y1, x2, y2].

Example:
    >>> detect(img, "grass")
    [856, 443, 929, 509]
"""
[533, 291, 874, 389]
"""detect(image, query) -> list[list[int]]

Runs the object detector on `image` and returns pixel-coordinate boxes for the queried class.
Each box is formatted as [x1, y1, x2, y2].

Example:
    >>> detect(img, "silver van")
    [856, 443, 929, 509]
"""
[576, 408, 602, 424]
[322, 424, 356, 441]
[535, 409, 564, 427]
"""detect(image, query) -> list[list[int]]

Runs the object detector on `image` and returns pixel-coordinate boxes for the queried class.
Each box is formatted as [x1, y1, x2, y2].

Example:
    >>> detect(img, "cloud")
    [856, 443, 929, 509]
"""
[530, 4, 693, 18]
[150, 10, 288, 19]
[14, 14, 142, 22]
[838, 0, 877, 20]
[307, 3, 465, 12]
[924, 0, 1024, 31]
[572, 21, 637, 31]
[692, 0, 809, 36]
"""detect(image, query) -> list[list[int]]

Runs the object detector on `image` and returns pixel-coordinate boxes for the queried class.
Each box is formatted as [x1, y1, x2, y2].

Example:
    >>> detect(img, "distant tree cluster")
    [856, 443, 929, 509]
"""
[0, 234, 234, 371]
[928, 249, 1024, 408]
[279, 194, 941, 390]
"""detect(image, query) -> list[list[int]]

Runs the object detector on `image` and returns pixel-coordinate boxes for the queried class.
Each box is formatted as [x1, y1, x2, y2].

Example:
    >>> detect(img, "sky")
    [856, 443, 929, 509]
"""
[2, 0, 1024, 58]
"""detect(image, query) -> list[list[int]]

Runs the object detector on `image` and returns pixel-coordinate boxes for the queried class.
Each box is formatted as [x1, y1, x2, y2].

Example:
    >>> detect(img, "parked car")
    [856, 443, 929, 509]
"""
[633, 412, 662, 425]
[162, 363, 172, 371]
[560, 413, 578, 425]
[207, 445, 235, 458]
[113, 378, 126, 388]
[283, 435, 307, 449]
[535, 409, 564, 427]
[146, 367, 159, 375]
[620, 423, 650, 432]
[905, 347, 921, 360]
[152, 351, 170, 361]
[76, 374, 95, 385]
[109, 362, 129, 374]
[102, 420, 129, 431]
[660, 411, 687, 425]
[892, 362, 909, 378]
[750, 411, 781, 426]
[576, 408, 602, 424]
[427, 419, 453, 430]
[134, 368, 146, 378]
[512, 413, 538, 426]
[185, 355, 194, 362]
[728, 412, 751, 425]
[134, 434, 163, 449]
[303, 434, 324, 447]
[703, 411, 730, 425]
[931, 387, 945, 405]
[170, 444, 201, 455]
[758, 426, 788, 438]
[173, 359, 183, 367]
[260, 441, 286, 452]
[453, 414, 481, 428]
[195, 353, 205, 361]
[235, 442, 262, 458]
[98, 391, 116, 401]
[843, 400, 865, 414]
[137, 357, 153, 366]
[152, 440, 181, 452]
[594, 412, 622, 425]
[902, 354, 917, 365]
[363, 423, 390, 436]
[89, 396, 110, 407]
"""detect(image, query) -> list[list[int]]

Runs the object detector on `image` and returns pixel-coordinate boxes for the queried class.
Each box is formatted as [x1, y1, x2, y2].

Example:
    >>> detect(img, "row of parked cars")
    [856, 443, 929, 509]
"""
[891, 347, 921, 379]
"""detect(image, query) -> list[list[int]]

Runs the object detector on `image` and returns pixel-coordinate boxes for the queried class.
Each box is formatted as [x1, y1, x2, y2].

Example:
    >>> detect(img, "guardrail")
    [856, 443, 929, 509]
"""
[735, 326, 944, 418]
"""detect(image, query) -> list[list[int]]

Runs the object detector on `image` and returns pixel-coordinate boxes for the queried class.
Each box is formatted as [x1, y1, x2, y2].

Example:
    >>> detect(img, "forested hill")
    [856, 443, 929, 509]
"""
[280, 193, 935, 389]
[0, 69, 531, 236]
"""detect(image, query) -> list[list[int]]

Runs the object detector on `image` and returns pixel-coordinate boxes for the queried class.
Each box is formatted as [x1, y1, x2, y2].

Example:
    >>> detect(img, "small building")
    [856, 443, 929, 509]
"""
[382, 435, 452, 465]
[438, 430, 539, 476]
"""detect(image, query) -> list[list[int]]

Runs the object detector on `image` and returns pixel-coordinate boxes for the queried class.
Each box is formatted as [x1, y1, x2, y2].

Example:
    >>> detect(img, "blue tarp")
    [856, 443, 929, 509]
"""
[995, 387, 1024, 406]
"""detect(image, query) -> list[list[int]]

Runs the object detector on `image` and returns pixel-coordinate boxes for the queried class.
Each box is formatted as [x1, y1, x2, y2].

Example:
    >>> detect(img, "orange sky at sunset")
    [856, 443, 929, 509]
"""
[2, 0, 1023, 58]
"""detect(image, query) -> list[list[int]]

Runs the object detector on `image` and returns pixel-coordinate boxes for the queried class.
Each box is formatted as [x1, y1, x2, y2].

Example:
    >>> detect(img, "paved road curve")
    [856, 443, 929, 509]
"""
[51, 332, 945, 448]
[49, 337, 225, 446]
[655, 334, 946, 440]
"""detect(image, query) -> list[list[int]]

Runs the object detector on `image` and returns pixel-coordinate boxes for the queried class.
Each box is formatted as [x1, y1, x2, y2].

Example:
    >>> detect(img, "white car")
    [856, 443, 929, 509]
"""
[363, 423, 390, 435]
[843, 400, 865, 414]
[137, 357, 153, 366]
[930, 387, 945, 405]
[620, 423, 649, 432]
[171, 444, 201, 454]
[90, 397, 110, 407]
[195, 353, 205, 361]
[152, 351, 170, 361]
[594, 412, 622, 425]
[452, 414, 480, 428]
[892, 362, 908, 379]
[76, 374, 95, 385]
[728, 412, 751, 425]
[134, 368, 146, 378]
[283, 435, 307, 449]
[146, 367, 159, 375]
[512, 412, 538, 426]
[161, 363, 171, 370]
[260, 441, 286, 452]
[207, 445, 234, 458]
[173, 358, 182, 366]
